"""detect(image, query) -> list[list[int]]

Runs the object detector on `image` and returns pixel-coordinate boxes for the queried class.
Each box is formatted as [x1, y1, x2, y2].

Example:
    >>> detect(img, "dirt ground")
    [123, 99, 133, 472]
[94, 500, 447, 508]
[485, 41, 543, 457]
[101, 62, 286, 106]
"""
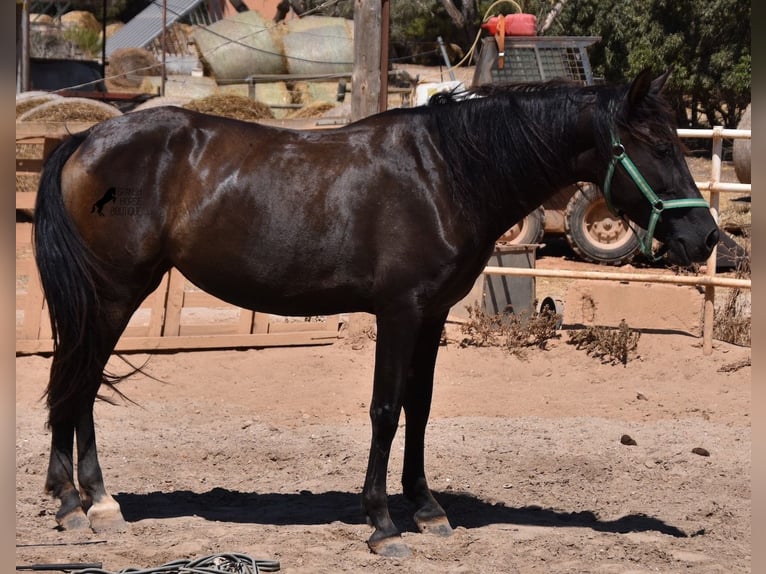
[15, 305, 751, 573]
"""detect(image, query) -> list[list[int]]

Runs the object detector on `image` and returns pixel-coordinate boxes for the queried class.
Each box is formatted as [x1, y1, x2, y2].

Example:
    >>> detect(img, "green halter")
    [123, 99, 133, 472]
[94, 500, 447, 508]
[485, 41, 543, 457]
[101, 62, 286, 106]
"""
[602, 130, 710, 262]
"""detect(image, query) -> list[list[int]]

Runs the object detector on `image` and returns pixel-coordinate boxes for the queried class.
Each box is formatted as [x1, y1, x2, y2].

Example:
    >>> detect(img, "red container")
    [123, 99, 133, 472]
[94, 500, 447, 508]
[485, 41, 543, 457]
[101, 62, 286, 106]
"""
[481, 14, 537, 36]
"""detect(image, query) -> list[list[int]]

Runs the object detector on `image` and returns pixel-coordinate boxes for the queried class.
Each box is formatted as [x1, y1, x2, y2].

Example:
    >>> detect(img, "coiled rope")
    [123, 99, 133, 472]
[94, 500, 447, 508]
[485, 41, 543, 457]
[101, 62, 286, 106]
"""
[70, 553, 280, 574]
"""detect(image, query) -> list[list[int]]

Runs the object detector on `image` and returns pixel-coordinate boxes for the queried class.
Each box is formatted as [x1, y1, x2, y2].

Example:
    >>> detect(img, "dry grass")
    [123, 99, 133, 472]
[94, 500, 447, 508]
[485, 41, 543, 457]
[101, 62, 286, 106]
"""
[459, 302, 560, 358]
[183, 94, 274, 121]
[566, 320, 641, 366]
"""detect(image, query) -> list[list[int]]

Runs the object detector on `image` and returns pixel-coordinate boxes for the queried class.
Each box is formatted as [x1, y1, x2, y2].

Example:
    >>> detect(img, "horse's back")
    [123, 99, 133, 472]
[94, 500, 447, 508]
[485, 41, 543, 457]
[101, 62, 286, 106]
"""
[56, 106, 481, 317]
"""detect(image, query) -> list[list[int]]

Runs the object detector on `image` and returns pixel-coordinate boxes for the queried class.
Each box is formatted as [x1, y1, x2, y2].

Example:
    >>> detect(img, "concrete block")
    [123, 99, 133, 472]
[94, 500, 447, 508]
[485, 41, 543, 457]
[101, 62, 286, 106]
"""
[563, 280, 704, 335]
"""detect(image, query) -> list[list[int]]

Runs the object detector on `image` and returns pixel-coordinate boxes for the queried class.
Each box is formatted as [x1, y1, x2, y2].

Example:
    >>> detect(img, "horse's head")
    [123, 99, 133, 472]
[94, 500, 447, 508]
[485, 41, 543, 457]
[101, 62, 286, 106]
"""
[595, 69, 719, 266]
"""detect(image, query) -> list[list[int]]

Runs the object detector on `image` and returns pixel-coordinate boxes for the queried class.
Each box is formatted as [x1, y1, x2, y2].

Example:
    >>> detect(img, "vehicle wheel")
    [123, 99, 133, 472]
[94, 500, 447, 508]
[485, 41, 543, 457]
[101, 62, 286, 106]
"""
[564, 183, 640, 265]
[498, 206, 545, 245]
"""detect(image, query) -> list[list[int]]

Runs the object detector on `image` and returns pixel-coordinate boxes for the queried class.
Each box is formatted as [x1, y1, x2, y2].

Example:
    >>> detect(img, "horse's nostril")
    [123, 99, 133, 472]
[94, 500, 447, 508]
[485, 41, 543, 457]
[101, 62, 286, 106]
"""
[706, 227, 720, 250]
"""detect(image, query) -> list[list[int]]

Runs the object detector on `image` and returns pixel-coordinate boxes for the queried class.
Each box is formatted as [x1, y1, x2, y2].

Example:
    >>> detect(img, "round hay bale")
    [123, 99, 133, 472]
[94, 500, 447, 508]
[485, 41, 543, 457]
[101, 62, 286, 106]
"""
[193, 11, 285, 81]
[130, 96, 193, 112]
[29, 13, 54, 25]
[280, 16, 353, 75]
[733, 103, 750, 184]
[138, 75, 219, 99]
[184, 94, 274, 121]
[108, 48, 160, 88]
[287, 101, 337, 119]
[104, 22, 124, 39]
[16, 93, 63, 118]
[60, 10, 100, 32]
[18, 97, 122, 123]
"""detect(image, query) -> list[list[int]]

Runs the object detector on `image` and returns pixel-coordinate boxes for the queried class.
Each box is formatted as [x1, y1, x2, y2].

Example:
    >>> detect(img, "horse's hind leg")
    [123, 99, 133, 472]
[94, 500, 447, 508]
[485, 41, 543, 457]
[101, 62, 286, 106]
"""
[46, 276, 164, 532]
[402, 312, 453, 537]
[45, 419, 88, 529]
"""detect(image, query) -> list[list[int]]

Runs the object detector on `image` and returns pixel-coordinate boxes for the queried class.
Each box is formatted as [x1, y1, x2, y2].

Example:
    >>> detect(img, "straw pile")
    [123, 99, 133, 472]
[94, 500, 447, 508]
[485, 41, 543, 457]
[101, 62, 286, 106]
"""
[183, 94, 274, 121]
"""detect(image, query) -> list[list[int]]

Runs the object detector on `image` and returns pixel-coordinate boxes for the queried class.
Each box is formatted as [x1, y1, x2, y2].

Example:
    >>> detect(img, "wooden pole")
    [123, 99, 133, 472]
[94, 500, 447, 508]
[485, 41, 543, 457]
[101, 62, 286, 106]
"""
[702, 126, 724, 355]
[351, 0, 381, 121]
[378, 0, 390, 113]
[16, 0, 30, 93]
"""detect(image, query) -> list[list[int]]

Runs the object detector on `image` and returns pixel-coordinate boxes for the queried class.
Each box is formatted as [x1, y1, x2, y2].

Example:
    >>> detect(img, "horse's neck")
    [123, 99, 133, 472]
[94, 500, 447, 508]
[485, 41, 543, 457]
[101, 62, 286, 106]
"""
[445, 94, 599, 242]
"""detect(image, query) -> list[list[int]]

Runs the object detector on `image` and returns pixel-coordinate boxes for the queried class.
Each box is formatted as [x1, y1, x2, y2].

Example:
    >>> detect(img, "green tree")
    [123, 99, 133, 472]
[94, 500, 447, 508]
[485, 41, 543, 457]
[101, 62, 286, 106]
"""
[541, 0, 751, 128]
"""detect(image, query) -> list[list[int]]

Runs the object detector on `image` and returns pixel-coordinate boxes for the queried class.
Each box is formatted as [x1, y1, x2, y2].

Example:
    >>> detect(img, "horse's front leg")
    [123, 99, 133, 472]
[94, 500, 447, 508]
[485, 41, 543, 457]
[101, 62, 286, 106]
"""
[402, 312, 453, 537]
[76, 408, 127, 531]
[362, 311, 420, 557]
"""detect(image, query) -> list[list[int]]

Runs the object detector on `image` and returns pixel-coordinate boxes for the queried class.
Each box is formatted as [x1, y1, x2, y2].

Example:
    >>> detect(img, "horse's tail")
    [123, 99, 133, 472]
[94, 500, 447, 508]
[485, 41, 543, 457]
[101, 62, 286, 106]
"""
[33, 132, 122, 427]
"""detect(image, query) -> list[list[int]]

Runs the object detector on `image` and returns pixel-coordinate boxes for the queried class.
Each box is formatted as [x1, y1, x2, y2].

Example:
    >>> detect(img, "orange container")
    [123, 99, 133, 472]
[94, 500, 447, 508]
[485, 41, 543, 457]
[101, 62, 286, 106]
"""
[481, 14, 537, 36]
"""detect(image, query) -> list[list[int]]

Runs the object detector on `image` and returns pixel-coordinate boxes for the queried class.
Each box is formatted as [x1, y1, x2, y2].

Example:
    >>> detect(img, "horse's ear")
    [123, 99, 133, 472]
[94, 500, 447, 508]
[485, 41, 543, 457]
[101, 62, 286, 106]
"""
[626, 68, 655, 109]
[650, 68, 673, 95]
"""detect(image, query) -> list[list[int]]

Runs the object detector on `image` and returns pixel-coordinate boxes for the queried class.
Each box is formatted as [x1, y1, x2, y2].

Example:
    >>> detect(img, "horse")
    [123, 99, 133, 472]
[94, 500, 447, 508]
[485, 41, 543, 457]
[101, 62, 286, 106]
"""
[32, 68, 719, 557]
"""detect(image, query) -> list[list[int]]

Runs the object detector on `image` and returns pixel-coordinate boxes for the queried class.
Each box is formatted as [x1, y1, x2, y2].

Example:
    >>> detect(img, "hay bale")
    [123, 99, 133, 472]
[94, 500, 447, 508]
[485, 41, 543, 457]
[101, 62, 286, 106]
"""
[29, 13, 54, 24]
[280, 16, 353, 75]
[17, 97, 122, 122]
[733, 103, 750, 184]
[139, 75, 219, 99]
[60, 10, 100, 32]
[108, 48, 160, 88]
[130, 96, 193, 112]
[193, 11, 285, 81]
[183, 94, 274, 121]
[287, 101, 337, 119]
[16, 93, 63, 118]
[104, 22, 124, 39]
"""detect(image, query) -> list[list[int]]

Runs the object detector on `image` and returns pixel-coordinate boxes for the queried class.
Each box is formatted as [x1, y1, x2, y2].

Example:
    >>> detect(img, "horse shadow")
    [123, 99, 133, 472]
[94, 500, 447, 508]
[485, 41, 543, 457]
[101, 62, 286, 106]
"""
[115, 488, 690, 538]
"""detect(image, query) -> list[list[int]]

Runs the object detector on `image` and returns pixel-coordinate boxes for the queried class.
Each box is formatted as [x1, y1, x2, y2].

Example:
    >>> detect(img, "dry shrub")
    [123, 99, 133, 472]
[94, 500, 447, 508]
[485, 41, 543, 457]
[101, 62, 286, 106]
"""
[183, 94, 274, 121]
[459, 302, 560, 357]
[714, 250, 751, 346]
[566, 320, 641, 366]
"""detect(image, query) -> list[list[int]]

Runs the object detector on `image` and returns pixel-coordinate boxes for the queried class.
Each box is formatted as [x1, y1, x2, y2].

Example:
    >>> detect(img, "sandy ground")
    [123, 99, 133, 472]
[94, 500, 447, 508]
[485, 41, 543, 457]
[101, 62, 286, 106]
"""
[15, 309, 751, 573]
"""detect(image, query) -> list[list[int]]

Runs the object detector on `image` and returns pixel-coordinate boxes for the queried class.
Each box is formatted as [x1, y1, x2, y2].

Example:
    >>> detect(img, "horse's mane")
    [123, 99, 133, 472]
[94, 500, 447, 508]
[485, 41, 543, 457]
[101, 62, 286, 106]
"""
[424, 78, 678, 229]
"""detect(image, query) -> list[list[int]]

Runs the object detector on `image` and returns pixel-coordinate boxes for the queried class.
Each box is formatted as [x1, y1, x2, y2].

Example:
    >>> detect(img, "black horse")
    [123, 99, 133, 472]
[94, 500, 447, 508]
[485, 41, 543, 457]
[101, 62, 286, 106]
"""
[33, 69, 718, 557]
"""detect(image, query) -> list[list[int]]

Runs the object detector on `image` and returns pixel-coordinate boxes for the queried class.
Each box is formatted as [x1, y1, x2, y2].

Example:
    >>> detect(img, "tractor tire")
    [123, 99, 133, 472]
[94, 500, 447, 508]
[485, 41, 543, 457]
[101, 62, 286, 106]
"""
[498, 206, 545, 245]
[564, 183, 641, 265]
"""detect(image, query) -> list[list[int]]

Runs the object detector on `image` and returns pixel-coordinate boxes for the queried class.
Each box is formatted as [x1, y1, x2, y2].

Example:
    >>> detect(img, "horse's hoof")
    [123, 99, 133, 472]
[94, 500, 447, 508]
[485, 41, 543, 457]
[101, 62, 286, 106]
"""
[415, 515, 453, 537]
[87, 496, 128, 532]
[57, 508, 90, 531]
[368, 537, 411, 558]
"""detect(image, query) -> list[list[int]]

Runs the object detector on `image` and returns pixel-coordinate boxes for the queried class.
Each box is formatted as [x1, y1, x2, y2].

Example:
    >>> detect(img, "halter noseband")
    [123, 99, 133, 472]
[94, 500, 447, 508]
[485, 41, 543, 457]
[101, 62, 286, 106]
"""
[602, 128, 710, 261]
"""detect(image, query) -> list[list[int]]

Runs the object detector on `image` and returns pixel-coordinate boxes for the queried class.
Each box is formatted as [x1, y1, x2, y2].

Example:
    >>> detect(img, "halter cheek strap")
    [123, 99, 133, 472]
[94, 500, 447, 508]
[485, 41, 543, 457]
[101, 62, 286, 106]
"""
[602, 135, 710, 261]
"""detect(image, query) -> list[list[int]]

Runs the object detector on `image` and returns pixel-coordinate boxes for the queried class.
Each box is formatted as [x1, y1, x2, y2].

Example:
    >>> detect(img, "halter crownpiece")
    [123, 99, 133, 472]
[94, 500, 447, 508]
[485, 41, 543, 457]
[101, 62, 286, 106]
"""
[602, 126, 710, 261]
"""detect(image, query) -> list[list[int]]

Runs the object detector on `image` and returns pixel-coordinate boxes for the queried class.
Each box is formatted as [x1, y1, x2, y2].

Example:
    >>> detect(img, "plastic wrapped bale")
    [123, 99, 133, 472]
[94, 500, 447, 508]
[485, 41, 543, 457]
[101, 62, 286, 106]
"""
[193, 11, 285, 81]
[733, 103, 750, 184]
[279, 16, 353, 75]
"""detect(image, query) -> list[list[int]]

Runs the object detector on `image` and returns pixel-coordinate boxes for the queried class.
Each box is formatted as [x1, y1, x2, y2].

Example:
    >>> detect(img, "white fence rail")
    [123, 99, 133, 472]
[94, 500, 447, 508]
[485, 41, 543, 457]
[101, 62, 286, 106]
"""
[484, 127, 752, 355]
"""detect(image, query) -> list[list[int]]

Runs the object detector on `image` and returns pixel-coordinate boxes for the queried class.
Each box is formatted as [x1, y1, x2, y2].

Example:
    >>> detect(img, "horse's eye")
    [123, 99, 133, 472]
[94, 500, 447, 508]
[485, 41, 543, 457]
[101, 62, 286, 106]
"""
[656, 145, 672, 157]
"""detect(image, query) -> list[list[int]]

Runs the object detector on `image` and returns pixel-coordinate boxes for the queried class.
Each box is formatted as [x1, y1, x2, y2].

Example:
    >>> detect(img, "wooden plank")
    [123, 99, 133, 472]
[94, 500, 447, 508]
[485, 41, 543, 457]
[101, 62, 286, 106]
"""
[146, 274, 169, 337]
[16, 158, 44, 173]
[253, 312, 270, 334]
[162, 269, 186, 336]
[182, 290, 235, 308]
[238, 309, 255, 334]
[16, 121, 97, 140]
[268, 319, 336, 334]
[17, 330, 339, 355]
[19, 258, 45, 340]
[16, 224, 33, 247]
[16, 192, 37, 210]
